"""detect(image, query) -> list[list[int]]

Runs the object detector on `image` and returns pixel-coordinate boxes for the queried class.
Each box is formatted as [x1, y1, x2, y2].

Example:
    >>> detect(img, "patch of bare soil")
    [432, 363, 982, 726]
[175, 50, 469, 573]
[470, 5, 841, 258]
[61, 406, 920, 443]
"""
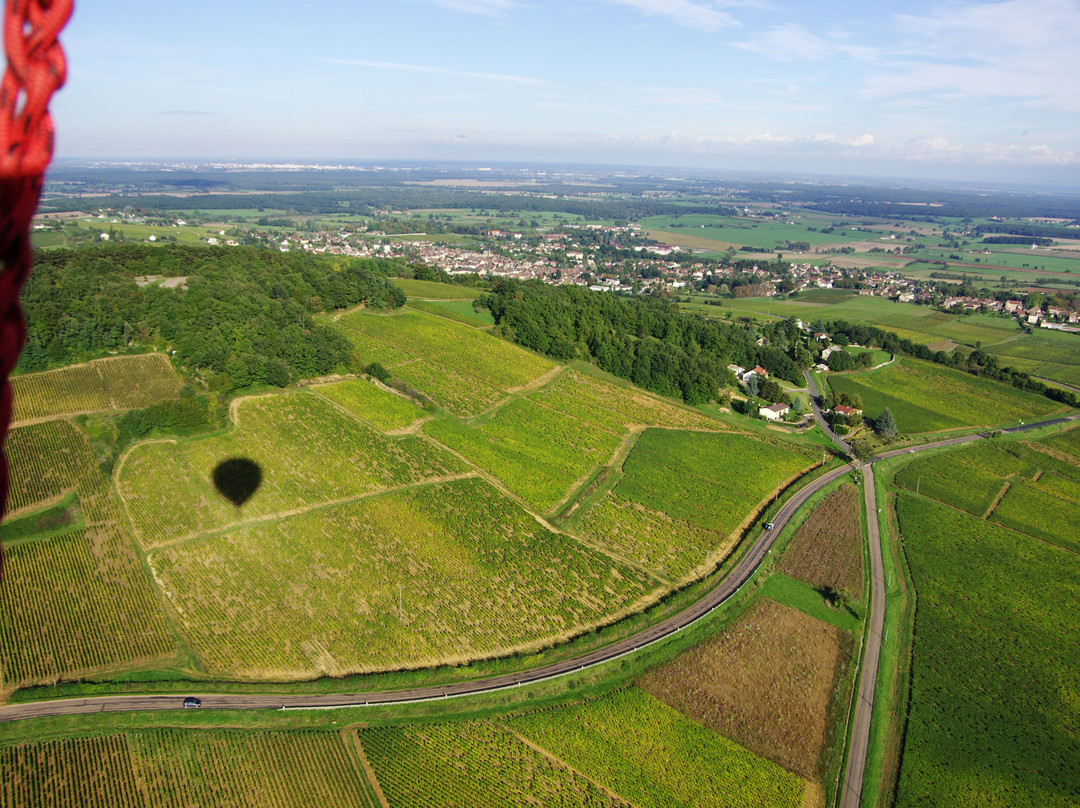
[638, 598, 852, 780]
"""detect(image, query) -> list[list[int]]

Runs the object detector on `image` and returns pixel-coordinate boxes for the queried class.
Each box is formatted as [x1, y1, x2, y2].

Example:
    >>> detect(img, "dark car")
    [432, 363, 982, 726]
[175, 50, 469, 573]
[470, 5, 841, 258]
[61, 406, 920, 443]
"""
[764, 522, 774, 531]
[183, 697, 201, 708]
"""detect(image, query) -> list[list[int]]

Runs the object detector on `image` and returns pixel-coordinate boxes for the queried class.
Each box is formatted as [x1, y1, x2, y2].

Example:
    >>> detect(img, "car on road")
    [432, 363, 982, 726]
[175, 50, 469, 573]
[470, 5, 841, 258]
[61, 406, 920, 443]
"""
[183, 697, 201, 708]
[765, 522, 774, 531]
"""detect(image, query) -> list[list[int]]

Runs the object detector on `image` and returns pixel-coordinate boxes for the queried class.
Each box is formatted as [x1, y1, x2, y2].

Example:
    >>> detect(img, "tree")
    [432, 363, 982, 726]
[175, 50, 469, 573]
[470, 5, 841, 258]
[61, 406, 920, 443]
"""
[745, 373, 760, 398]
[874, 407, 898, 443]
[851, 438, 875, 462]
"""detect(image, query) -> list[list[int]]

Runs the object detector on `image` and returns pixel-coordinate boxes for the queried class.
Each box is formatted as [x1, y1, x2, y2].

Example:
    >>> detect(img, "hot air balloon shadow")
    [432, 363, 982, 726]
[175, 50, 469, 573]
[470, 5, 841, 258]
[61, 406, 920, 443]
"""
[212, 458, 262, 508]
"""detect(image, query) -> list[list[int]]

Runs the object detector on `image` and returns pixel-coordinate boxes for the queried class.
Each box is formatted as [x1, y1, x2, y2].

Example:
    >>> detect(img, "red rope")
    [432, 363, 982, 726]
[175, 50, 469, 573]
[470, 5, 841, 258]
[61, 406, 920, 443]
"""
[0, 0, 72, 575]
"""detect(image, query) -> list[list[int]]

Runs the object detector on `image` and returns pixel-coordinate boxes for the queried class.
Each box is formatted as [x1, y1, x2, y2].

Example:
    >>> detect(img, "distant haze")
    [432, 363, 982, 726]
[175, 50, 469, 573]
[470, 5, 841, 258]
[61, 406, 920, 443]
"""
[52, 0, 1080, 187]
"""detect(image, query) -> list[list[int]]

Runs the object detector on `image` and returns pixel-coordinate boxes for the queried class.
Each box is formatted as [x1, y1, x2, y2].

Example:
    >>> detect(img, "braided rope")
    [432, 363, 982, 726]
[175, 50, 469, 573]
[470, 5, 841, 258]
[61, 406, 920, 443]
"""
[1, 0, 72, 575]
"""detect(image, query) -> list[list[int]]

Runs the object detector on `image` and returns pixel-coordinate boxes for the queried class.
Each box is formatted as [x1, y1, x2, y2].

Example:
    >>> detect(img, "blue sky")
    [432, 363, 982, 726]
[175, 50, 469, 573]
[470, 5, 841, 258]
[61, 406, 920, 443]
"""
[50, 0, 1080, 184]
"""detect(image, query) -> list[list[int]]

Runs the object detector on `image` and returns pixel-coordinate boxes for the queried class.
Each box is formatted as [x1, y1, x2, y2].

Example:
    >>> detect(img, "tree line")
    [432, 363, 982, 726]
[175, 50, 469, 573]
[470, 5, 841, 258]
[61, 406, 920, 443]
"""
[19, 244, 406, 393]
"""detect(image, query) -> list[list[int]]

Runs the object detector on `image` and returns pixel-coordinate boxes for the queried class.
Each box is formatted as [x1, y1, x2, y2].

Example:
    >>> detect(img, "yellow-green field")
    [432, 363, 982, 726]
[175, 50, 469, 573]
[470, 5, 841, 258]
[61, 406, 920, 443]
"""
[11, 353, 181, 424]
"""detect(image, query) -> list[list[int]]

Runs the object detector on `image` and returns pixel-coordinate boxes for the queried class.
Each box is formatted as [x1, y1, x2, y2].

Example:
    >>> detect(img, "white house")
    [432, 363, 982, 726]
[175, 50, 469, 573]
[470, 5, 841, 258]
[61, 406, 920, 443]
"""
[759, 403, 790, 421]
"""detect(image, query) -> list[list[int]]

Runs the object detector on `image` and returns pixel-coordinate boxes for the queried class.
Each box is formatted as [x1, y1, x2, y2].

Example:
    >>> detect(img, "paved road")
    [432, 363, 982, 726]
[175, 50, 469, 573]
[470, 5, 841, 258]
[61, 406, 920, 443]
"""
[839, 464, 885, 808]
[803, 369, 851, 454]
[3, 414, 1077, 730]
[0, 461, 859, 724]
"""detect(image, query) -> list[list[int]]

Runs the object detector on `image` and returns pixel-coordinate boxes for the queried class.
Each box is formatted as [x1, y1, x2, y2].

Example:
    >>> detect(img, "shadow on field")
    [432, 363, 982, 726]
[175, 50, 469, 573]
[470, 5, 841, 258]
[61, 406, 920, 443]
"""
[212, 458, 262, 507]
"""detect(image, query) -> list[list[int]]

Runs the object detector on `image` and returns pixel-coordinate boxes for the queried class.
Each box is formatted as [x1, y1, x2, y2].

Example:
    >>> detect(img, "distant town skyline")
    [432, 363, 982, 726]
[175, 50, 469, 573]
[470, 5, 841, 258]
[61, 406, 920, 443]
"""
[51, 0, 1080, 186]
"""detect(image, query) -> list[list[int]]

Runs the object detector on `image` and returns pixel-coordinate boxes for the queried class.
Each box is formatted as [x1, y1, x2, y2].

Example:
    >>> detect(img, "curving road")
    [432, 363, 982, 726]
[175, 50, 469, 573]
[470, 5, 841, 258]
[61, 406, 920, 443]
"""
[3, 414, 1077, 732]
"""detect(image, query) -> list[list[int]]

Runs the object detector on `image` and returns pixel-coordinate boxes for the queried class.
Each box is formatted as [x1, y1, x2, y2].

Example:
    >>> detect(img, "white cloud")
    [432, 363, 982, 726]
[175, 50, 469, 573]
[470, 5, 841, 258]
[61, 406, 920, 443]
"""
[428, 0, 517, 14]
[865, 0, 1080, 110]
[594, 0, 739, 31]
[733, 23, 875, 61]
[322, 59, 546, 86]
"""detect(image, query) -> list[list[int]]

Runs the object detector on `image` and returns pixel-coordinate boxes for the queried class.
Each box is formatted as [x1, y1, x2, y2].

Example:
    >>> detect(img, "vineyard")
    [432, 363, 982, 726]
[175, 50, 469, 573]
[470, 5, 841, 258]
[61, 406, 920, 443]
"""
[0, 420, 173, 688]
[508, 688, 806, 808]
[893, 434, 1080, 553]
[612, 429, 819, 536]
[392, 278, 482, 299]
[336, 309, 554, 415]
[363, 721, 626, 807]
[148, 477, 659, 677]
[11, 353, 181, 424]
[576, 496, 730, 583]
[406, 298, 496, 328]
[312, 378, 424, 432]
[639, 598, 852, 780]
[825, 357, 1063, 433]
[0, 730, 380, 808]
[894, 494, 1080, 808]
[425, 397, 624, 511]
[777, 483, 864, 600]
[116, 391, 465, 548]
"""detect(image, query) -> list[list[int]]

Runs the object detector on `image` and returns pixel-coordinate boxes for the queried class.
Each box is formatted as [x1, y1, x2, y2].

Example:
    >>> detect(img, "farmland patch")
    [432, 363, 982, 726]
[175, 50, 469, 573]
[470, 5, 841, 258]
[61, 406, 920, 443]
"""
[777, 483, 864, 600]
[508, 688, 806, 808]
[639, 598, 853, 779]
[312, 378, 423, 432]
[11, 353, 181, 424]
[149, 477, 659, 678]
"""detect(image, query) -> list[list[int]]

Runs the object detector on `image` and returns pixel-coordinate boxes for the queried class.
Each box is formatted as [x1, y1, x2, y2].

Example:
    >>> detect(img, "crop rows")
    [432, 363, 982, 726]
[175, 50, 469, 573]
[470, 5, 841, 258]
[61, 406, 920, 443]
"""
[148, 478, 658, 678]
[0, 730, 379, 808]
[530, 369, 724, 434]
[990, 484, 1080, 553]
[777, 483, 864, 599]
[508, 688, 806, 808]
[313, 379, 423, 432]
[613, 429, 819, 536]
[117, 392, 465, 547]
[638, 598, 853, 779]
[826, 357, 1061, 433]
[336, 309, 553, 415]
[0, 736, 143, 807]
[577, 495, 730, 583]
[11, 353, 181, 424]
[363, 722, 626, 808]
[1, 420, 173, 687]
[425, 397, 624, 511]
[894, 494, 1080, 807]
[893, 452, 1006, 516]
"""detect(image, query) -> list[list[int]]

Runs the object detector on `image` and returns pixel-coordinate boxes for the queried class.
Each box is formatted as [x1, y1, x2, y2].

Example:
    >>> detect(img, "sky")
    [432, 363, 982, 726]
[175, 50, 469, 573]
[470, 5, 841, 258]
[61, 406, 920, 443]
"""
[46, 0, 1080, 185]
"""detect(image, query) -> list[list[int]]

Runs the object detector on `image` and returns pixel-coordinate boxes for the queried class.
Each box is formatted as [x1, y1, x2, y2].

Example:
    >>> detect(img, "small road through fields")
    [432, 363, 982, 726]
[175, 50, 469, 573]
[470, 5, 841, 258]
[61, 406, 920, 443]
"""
[2, 415, 1077, 731]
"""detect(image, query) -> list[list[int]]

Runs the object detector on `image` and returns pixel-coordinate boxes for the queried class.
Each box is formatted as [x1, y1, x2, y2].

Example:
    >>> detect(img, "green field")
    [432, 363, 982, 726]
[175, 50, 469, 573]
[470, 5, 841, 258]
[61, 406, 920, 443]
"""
[613, 429, 819, 534]
[392, 277, 482, 299]
[826, 356, 1063, 433]
[116, 391, 464, 548]
[986, 330, 1080, 388]
[1, 420, 174, 687]
[508, 688, 806, 808]
[11, 353, 182, 424]
[641, 213, 869, 251]
[894, 493, 1080, 807]
[407, 298, 496, 327]
[363, 721, 622, 807]
[0, 730, 380, 808]
[336, 309, 555, 416]
[312, 378, 424, 432]
[148, 477, 659, 677]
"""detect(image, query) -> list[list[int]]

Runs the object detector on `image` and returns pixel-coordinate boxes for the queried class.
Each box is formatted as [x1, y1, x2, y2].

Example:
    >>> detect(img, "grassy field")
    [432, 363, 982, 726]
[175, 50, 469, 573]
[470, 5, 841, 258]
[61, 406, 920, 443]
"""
[1, 420, 174, 689]
[311, 378, 424, 432]
[613, 429, 820, 534]
[894, 493, 1080, 808]
[985, 329, 1080, 387]
[777, 483, 864, 600]
[336, 309, 554, 416]
[508, 688, 806, 808]
[641, 213, 869, 251]
[147, 477, 659, 678]
[826, 356, 1063, 433]
[392, 277, 482, 299]
[11, 353, 181, 424]
[363, 721, 624, 807]
[639, 597, 852, 782]
[116, 391, 464, 547]
[0, 729, 380, 808]
[406, 298, 496, 327]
